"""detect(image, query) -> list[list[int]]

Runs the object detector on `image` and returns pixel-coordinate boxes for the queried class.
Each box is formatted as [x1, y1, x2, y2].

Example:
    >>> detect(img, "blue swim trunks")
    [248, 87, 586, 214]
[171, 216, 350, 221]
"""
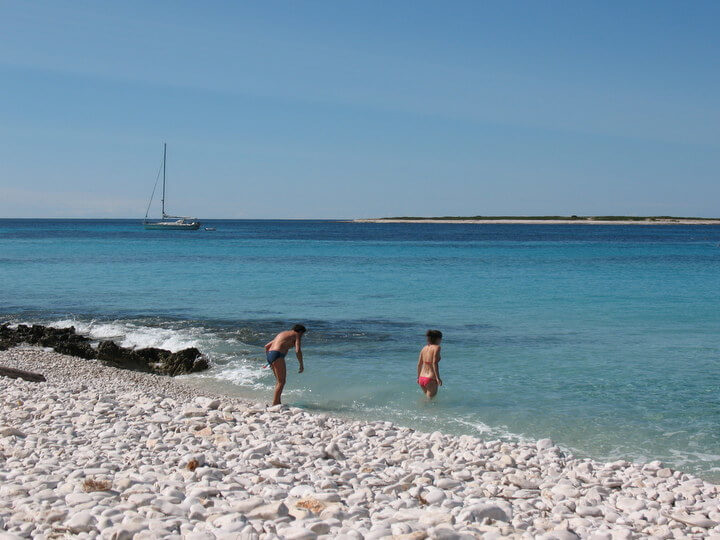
[266, 350, 286, 366]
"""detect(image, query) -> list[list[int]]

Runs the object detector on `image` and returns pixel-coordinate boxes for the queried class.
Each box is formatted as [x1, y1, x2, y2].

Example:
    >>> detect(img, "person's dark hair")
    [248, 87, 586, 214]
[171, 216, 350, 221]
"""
[292, 324, 307, 334]
[426, 329, 442, 344]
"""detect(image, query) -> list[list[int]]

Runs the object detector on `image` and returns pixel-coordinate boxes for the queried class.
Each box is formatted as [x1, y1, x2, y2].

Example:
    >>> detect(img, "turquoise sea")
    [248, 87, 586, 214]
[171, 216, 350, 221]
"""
[1, 219, 719, 480]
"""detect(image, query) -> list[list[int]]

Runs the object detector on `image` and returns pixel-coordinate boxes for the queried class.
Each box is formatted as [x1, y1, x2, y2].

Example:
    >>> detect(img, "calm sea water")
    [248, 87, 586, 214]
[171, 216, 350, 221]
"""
[2, 219, 719, 479]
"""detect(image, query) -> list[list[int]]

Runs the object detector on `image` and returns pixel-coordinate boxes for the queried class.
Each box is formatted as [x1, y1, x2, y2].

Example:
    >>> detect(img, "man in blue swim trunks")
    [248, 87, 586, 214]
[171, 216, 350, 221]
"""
[264, 324, 306, 405]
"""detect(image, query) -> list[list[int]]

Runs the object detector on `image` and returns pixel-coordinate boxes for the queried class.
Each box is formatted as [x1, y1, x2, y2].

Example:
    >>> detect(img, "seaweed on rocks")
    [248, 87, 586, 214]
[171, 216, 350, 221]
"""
[0, 323, 208, 376]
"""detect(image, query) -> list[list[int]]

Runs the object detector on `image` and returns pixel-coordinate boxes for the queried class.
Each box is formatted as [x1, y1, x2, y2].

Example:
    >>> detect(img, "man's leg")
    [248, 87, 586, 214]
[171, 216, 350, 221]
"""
[270, 358, 286, 405]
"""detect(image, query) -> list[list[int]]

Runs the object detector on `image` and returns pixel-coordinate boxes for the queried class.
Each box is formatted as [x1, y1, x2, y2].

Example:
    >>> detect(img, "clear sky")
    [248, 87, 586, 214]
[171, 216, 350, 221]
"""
[1, 1, 719, 218]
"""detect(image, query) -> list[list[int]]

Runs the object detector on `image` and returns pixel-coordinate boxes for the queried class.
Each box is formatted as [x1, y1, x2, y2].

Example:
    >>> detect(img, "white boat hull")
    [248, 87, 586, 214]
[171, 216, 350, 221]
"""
[143, 220, 201, 230]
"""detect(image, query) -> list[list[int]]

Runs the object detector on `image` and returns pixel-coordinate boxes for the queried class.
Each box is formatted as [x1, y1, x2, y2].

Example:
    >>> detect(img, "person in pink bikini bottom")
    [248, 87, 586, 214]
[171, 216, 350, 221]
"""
[417, 329, 442, 398]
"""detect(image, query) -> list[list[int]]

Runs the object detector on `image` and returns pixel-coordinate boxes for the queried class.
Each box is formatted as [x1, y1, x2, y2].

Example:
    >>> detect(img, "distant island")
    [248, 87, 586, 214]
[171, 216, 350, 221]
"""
[355, 215, 720, 225]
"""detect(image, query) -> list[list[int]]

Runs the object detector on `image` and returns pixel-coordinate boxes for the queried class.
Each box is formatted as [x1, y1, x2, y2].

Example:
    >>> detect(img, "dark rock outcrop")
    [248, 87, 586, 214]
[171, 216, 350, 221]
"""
[0, 323, 208, 376]
[0, 324, 96, 359]
[0, 365, 46, 382]
[96, 341, 208, 376]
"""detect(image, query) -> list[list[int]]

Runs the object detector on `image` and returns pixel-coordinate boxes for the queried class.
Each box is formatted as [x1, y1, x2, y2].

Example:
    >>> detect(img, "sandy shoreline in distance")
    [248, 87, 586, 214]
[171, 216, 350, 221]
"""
[353, 219, 720, 225]
[2, 347, 720, 539]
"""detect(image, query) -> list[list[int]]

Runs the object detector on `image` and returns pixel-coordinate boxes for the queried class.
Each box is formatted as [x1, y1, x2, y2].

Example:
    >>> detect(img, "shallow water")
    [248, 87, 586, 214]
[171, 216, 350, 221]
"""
[2, 219, 719, 479]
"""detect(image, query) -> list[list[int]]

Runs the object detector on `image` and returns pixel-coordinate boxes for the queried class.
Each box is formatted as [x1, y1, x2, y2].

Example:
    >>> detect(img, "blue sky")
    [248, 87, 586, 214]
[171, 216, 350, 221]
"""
[1, 1, 719, 218]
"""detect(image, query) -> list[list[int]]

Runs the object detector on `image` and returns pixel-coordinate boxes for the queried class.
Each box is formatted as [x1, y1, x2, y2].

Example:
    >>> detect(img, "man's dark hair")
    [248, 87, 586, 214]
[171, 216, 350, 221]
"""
[426, 329, 442, 344]
[292, 324, 307, 334]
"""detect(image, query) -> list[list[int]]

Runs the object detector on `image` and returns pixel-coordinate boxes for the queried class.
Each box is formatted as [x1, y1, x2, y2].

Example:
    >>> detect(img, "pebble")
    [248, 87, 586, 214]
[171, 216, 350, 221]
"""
[0, 346, 717, 539]
[65, 510, 96, 533]
[576, 505, 604, 518]
[281, 527, 318, 540]
[423, 486, 446, 505]
[247, 501, 289, 520]
[436, 478, 461, 489]
[458, 502, 513, 523]
[0, 426, 26, 437]
[324, 442, 345, 461]
[616, 497, 646, 512]
[537, 438, 554, 450]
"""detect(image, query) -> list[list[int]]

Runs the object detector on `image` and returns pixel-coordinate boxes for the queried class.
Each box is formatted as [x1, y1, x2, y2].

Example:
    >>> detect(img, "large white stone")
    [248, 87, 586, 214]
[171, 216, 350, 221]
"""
[186, 486, 219, 499]
[247, 501, 289, 520]
[423, 487, 446, 505]
[0, 426, 26, 438]
[538, 530, 580, 540]
[670, 513, 718, 528]
[232, 496, 265, 513]
[537, 438, 554, 451]
[576, 505, 603, 518]
[615, 497, 645, 513]
[457, 502, 512, 523]
[65, 510, 96, 533]
[551, 484, 580, 499]
[507, 474, 540, 490]
[324, 442, 345, 461]
[65, 492, 95, 506]
[281, 527, 318, 540]
[314, 492, 341, 503]
[194, 396, 221, 410]
[213, 512, 247, 532]
[435, 478, 461, 490]
[289, 485, 315, 498]
[418, 509, 453, 527]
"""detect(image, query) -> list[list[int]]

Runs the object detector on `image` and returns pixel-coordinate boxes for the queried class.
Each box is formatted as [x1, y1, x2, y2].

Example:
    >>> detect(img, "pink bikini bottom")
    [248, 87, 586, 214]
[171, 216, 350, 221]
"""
[418, 376, 433, 388]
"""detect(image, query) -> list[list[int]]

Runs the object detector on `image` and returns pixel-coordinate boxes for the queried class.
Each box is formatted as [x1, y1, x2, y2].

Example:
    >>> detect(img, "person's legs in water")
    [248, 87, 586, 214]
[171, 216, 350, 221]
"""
[270, 357, 287, 405]
[418, 377, 439, 399]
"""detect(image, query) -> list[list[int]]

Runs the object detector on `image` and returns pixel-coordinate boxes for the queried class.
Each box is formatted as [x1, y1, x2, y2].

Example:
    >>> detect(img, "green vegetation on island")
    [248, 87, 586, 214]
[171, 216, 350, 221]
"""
[377, 215, 713, 222]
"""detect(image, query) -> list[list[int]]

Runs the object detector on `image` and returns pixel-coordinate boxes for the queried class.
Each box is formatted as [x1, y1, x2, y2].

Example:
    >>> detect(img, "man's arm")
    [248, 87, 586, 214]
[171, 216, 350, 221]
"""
[264, 340, 273, 352]
[295, 334, 304, 373]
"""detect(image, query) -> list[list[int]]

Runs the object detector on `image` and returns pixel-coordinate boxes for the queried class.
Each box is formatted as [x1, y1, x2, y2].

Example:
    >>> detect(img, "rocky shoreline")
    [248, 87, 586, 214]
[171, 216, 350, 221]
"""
[1, 348, 719, 539]
[0, 323, 208, 376]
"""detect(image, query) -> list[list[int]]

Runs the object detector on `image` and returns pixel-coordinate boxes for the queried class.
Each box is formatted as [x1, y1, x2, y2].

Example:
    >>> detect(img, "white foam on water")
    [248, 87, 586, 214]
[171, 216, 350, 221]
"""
[454, 417, 524, 442]
[454, 418, 497, 435]
[119, 326, 199, 351]
[46, 317, 269, 389]
[46, 318, 199, 351]
[669, 448, 720, 465]
[38, 319, 271, 388]
[48, 319, 126, 340]
[208, 361, 270, 389]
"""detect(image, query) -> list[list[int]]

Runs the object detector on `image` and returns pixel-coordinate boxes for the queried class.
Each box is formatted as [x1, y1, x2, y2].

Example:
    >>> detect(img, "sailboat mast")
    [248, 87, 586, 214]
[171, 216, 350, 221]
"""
[161, 143, 167, 217]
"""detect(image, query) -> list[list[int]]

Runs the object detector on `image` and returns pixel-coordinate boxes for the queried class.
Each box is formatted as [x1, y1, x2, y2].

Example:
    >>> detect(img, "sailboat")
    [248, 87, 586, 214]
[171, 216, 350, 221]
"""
[143, 143, 201, 230]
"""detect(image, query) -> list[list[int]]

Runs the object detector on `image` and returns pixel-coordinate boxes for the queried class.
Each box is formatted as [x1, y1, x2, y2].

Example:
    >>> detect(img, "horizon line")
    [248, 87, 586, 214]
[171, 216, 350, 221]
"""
[1, 214, 719, 221]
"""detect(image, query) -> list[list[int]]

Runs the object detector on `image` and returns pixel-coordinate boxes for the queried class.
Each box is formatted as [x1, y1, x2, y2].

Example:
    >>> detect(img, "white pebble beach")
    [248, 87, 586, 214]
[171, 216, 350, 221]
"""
[1, 347, 718, 540]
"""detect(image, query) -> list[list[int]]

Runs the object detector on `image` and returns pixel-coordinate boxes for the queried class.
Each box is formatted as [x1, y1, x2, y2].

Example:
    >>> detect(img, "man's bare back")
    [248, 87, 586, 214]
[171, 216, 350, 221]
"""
[266, 330, 300, 355]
